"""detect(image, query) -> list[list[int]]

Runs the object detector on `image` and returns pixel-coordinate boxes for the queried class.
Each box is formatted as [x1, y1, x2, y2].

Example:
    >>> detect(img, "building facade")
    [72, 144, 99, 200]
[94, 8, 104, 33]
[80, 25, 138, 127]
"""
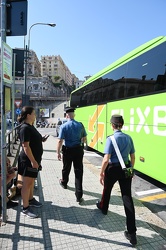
[27, 50, 41, 77]
[40, 55, 74, 86]
[1, 47, 81, 102]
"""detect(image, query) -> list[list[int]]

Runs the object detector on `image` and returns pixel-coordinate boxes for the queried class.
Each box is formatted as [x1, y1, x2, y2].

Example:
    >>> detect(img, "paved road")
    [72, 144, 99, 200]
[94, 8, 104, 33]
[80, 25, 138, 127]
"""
[40, 128, 166, 225]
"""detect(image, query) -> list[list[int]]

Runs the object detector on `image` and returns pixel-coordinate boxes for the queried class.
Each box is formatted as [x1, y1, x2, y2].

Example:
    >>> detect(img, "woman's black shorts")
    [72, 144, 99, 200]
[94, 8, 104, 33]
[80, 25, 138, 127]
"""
[18, 156, 38, 178]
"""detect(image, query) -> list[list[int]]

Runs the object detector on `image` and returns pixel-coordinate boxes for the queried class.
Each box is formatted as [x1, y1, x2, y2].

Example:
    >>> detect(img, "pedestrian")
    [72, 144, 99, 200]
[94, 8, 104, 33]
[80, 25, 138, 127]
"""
[17, 106, 49, 218]
[57, 118, 62, 125]
[0, 157, 18, 209]
[57, 106, 87, 203]
[96, 114, 137, 246]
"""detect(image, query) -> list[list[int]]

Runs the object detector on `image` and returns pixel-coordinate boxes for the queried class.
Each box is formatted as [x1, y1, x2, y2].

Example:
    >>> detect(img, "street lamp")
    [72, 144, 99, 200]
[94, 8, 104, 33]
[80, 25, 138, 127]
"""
[24, 22, 56, 102]
[28, 23, 56, 51]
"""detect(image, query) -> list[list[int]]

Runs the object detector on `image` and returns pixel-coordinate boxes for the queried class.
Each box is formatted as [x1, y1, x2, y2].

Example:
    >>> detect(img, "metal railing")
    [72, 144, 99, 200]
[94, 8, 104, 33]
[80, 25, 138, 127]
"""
[5, 125, 20, 157]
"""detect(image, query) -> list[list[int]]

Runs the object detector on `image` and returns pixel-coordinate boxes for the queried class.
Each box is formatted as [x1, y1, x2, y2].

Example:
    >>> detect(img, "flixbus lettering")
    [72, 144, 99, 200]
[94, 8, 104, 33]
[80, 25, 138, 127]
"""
[111, 105, 166, 136]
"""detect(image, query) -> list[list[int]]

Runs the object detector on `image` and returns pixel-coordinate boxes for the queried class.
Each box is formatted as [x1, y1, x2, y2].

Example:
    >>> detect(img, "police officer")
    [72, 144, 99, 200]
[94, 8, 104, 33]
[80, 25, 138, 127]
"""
[96, 114, 137, 246]
[57, 107, 87, 203]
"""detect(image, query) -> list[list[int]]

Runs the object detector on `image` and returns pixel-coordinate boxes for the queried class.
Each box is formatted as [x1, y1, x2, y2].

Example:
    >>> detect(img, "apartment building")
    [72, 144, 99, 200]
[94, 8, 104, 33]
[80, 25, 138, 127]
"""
[40, 55, 73, 86]
[27, 50, 41, 77]
[1, 48, 79, 100]
[75, 80, 84, 89]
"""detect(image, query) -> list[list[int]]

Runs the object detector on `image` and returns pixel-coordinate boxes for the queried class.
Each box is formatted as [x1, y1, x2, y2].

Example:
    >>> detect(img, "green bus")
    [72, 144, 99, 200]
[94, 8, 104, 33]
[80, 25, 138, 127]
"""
[70, 36, 166, 184]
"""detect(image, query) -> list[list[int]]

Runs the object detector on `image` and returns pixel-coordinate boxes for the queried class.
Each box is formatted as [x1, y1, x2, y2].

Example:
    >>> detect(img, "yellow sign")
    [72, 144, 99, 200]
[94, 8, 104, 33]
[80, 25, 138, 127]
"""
[5, 86, 11, 112]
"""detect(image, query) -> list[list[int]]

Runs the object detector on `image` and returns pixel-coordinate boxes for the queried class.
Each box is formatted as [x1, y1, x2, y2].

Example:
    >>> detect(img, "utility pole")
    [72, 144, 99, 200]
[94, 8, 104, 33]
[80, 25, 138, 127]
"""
[1, 0, 28, 223]
[24, 44, 28, 96]
[1, 0, 7, 223]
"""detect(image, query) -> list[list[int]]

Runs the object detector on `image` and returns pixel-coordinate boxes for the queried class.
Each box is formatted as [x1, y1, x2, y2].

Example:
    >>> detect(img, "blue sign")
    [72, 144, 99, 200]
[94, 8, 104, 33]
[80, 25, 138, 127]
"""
[16, 108, 21, 115]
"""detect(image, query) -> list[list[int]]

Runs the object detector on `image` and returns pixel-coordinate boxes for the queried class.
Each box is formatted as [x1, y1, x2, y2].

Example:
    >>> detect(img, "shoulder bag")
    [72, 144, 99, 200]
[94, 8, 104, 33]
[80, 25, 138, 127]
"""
[110, 135, 134, 178]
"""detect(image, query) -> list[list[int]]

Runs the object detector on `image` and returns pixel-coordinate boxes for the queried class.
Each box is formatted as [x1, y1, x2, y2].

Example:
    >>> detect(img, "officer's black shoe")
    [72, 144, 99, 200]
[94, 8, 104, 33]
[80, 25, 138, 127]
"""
[96, 201, 107, 215]
[76, 197, 83, 203]
[59, 179, 67, 189]
[124, 231, 137, 246]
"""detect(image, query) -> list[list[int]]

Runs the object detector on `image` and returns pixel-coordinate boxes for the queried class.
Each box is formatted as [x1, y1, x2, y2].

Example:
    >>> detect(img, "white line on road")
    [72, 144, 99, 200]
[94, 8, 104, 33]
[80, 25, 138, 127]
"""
[84, 152, 102, 157]
[135, 188, 165, 196]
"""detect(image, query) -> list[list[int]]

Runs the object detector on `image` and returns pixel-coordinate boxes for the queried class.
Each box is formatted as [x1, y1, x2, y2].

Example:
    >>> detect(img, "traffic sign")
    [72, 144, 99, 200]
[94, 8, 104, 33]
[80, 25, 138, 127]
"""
[16, 108, 21, 115]
[15, 100, 22, 107]
[6, 1, 28, 36]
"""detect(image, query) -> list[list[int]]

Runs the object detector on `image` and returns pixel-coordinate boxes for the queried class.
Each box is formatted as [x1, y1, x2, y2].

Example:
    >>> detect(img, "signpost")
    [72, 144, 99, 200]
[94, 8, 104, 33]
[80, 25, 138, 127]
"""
[12, 49, 24, 77]
[0, 0, 28, 36]
[15, 100, 22, 108]
[0, 0, 27, 223]
[15, 108, 21, 115]
[2, 41, 12, 84]
[1, 0, 8, 223]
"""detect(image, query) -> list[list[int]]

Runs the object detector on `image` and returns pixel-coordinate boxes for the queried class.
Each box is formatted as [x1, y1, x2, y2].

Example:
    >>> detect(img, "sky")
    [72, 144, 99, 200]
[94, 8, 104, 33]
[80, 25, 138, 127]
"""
[7, 0, 166, 81]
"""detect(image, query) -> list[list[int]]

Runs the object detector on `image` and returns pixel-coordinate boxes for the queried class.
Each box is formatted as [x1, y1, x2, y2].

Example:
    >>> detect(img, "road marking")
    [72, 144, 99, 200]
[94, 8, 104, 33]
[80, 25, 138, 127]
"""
[135, 188, 165, 196]
[139, 193, 166, 202]
[84, 152, 102, 157]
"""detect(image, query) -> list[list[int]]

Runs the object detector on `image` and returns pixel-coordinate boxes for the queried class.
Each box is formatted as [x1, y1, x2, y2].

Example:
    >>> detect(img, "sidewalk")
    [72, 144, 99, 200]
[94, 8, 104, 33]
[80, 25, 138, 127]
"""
[0, 135, 166, 249]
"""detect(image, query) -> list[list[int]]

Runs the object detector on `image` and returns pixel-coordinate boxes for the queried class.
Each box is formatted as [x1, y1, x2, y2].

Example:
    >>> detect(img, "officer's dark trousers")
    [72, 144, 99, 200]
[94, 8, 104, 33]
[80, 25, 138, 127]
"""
[62, 146, 84, 200]
[100, 164, 136, 234]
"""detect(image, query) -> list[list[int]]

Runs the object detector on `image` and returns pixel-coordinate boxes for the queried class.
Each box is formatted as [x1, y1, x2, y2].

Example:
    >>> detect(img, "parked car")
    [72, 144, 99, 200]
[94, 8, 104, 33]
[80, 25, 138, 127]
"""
[55, 119, 67, 137]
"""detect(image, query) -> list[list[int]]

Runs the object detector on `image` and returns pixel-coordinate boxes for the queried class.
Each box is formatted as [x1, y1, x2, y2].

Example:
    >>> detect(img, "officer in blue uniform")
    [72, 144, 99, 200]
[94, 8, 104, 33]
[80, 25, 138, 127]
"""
[96, 114, 137, 246]
[57, 106, 87, 203]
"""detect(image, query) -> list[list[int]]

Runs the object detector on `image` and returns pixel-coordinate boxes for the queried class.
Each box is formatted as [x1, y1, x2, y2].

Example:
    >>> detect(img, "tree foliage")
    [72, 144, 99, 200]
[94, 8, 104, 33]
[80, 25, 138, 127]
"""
[54, 76, 61, 82]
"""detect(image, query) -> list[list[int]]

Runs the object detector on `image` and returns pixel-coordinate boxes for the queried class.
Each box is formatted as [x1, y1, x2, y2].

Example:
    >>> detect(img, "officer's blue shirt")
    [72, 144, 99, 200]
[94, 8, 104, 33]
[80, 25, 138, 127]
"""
[58, 119, 87, 147]
[104, 130, 135, 163]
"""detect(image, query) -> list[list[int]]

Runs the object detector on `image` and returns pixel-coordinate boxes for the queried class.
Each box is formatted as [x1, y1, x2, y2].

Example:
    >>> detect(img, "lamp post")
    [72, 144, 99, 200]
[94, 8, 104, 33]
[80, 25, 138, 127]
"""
[24, 22, 56, 103]
[28, 23, 56, 52]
